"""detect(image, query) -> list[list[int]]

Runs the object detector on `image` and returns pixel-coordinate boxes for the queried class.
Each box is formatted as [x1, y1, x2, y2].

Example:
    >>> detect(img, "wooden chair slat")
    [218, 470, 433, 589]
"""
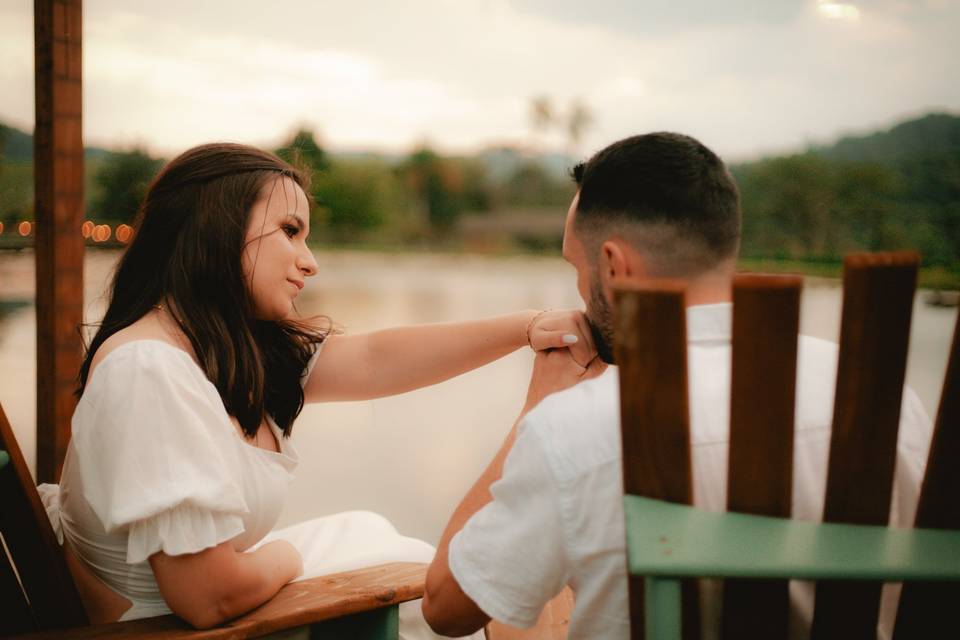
[894, 306, 960, 638]
[12, 561, 427, 639]
[812, 252, 919, 639]
[0, 402, 88, 631]
[615, 283, 699, 640]
[722, 274, 802, 640]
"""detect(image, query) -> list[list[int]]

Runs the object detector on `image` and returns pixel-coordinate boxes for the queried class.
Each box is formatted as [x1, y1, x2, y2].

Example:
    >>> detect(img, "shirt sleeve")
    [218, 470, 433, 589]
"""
[890, 386, 933, 527]
[448, 420, 571, 628]
[72, 342, 249, 564]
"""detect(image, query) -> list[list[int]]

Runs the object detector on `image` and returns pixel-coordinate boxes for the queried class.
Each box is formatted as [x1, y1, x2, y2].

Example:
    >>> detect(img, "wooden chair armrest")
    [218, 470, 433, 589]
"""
[14, 562, 427, 639]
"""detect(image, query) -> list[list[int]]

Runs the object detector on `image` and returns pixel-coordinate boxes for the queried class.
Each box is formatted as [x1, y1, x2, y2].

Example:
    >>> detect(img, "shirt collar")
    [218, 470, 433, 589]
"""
[686, 303, 732, 344]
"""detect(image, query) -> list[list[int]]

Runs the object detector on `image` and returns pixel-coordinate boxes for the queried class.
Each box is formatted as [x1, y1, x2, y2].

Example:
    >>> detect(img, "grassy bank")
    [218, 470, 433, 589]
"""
[737, 258, 960, 290]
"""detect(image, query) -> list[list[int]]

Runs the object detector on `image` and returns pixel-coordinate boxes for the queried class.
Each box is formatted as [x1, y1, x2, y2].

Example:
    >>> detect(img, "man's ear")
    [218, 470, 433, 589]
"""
[599, 239, 640, 279]
[598, 239, 637, 301]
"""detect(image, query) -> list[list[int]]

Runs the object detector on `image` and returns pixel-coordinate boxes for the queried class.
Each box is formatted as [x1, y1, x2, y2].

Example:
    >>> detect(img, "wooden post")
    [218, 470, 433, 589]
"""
[34, 0, 84, 483]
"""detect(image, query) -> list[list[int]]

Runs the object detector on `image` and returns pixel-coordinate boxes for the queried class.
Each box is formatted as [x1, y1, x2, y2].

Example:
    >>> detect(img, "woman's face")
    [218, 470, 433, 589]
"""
[242, 176, 318, 320]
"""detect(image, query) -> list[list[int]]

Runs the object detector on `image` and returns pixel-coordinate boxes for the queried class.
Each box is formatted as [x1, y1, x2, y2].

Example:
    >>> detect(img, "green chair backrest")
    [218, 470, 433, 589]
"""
[614, 252, 960, 639]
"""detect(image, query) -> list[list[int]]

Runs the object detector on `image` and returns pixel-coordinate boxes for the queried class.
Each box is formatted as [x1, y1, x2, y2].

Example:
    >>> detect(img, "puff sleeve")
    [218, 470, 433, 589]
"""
[71, 341, 250, 564]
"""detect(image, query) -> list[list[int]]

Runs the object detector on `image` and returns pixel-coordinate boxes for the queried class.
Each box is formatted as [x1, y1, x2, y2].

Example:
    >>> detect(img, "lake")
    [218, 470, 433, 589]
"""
[0, 249, 955, 544]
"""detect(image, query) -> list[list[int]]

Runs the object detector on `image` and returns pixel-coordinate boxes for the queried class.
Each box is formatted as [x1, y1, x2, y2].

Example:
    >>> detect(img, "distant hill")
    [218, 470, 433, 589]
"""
[810, 112, 960, 165]
[0, 123, 33, 161]
[0, 122, 112, 161]
[731, 111, 960, 267]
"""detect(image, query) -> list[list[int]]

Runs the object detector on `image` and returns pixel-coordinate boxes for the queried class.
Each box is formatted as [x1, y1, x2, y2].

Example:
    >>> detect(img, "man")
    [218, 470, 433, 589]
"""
[421, 133, 931, 639]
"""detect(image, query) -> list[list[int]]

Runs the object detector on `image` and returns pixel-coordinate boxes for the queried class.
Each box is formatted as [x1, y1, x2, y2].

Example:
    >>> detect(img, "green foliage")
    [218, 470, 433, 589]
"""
[734, 113, 960, 267]
[313, 161, 400, 238]
[815, 113, 960, 165]
[495, 160, 574, 209]
[0, 123, 33, 161]
[0, 161, 33, 223]
[91, 149, 163, 222]
[400, 147, 464, 234]
[276, 130, 405, 240]
[276, 128, 329, 173]
[1, 113, 956, 271]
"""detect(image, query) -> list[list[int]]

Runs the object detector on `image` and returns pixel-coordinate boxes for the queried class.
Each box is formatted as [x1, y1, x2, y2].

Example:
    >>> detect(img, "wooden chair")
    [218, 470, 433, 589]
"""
[614, 252, 960, 639]
[0, 403, 426, 639]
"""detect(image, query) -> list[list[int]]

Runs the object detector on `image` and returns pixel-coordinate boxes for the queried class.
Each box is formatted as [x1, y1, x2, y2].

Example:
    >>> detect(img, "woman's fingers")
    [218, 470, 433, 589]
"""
[528, 309, 599, 366]
[572, 312, 597, 363]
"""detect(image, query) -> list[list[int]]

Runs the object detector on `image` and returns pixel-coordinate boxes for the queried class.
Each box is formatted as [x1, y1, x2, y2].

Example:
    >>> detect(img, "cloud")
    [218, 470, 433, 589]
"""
[510, 0, 803, 34]
[0, 0, 957, 160]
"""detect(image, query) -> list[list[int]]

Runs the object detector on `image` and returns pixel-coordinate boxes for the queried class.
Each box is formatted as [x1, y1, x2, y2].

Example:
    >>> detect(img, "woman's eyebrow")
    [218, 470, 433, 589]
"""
[285, 213, 307, 230]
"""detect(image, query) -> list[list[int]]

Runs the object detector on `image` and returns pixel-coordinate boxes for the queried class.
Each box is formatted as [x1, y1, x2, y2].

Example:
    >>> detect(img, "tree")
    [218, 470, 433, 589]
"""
[501, 161, 572, 208]
[401, 147, 463, 235]
[529, 96, 554, 151]
[834, 163, 903, 252]
[528, 95, 593, 154]
[566, 100, 593, 154]
[313, 161, 397, 238]
[275, 128, 329, 173]
[91, 149, 162, 222]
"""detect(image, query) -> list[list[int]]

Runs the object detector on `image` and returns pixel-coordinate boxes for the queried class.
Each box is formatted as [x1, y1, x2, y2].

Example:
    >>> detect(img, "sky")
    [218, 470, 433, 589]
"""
[1, 0, 958, 162]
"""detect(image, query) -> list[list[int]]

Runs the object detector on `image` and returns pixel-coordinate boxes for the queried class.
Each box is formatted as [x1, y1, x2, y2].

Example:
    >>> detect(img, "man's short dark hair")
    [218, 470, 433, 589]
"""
[571, 132, 741, 276]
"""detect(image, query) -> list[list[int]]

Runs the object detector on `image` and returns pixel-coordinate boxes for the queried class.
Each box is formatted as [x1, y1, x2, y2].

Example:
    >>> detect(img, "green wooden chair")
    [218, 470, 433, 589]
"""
[0, 403, 426, 639]
[614, 252, 960, 640]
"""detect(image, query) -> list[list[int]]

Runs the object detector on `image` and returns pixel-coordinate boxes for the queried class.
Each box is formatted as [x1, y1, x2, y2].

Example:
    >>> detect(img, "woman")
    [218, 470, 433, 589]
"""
[40, 143, 595, 636]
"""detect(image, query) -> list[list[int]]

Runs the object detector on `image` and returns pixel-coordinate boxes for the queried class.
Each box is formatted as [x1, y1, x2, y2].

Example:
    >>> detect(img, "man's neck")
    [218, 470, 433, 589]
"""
[683, 272, 733, 307]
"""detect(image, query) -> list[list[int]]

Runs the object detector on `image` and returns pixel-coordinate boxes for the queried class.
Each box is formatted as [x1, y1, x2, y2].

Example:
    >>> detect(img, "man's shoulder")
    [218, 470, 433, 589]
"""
[519, 367, 622, 481]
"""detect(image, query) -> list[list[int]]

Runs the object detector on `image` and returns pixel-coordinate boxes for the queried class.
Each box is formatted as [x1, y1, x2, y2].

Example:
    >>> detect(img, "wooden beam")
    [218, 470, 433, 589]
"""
[34, 0, 85, 483]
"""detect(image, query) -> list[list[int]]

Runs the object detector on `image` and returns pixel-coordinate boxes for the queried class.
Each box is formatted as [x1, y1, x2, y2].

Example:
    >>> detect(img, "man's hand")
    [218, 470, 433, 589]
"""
[523, 348, 606, 416]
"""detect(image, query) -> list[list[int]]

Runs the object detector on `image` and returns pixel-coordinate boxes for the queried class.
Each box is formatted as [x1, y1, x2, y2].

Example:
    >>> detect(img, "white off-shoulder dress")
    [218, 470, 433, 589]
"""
[40, 340, 455, 639]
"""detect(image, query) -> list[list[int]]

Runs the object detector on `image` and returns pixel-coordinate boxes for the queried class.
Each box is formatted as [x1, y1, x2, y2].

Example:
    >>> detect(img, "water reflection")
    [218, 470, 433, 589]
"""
[0, 249, 954, 544]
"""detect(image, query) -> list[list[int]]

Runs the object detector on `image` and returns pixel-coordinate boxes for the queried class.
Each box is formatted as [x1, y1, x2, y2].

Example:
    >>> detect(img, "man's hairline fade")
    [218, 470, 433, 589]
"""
[568, 132, 741, 278]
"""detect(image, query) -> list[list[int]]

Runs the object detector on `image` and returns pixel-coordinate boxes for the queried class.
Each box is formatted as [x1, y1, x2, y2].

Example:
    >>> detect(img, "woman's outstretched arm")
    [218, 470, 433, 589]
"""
[303, 310, 595, 403]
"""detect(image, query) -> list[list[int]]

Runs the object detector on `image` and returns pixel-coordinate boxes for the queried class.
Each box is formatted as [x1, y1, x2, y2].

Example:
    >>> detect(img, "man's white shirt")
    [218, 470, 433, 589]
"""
[448, 303, 932, 640]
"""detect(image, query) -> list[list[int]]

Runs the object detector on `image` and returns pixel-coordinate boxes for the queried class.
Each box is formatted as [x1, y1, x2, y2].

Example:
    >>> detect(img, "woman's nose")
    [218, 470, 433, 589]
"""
[298, 248, 318, 277]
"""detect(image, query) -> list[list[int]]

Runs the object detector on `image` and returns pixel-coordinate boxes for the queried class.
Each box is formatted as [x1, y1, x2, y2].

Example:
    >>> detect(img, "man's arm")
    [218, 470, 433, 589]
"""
[422, 350, 605, 636]
[421, 424, 518, 635]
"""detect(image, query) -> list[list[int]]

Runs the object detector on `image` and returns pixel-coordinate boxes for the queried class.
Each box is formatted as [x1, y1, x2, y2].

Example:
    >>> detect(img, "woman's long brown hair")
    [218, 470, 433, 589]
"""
[77, 142, 329, 437]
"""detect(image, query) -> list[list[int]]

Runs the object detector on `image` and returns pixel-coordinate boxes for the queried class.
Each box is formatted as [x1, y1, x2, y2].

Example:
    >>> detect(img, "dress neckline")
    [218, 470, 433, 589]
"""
[83, 339, 297, 462]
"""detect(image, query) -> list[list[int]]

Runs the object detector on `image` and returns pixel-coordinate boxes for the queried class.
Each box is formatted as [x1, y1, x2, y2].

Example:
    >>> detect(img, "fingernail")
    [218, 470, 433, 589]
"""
[563, 334, 579, 344]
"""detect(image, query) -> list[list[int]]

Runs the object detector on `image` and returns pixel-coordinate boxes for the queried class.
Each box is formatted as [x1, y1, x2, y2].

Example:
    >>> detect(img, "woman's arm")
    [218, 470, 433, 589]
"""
[303, 310, 595, 403]
[150, 539, 302, 629]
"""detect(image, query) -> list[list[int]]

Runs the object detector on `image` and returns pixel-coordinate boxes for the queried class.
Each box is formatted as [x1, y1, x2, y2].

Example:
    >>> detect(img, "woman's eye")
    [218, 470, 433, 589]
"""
[283, 224, 299, 238]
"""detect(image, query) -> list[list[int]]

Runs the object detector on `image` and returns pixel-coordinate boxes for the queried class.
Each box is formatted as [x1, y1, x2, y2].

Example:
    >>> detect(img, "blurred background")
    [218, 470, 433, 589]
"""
[1, 0, 958, 543]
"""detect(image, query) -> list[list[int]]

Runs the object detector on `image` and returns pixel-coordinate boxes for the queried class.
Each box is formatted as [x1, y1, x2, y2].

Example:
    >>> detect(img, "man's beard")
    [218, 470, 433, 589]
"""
[586, 278, 617, 365]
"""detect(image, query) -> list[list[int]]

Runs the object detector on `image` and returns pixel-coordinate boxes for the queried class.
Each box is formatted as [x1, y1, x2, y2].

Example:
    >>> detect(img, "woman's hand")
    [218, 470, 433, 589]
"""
[526, 309, 597, 367]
